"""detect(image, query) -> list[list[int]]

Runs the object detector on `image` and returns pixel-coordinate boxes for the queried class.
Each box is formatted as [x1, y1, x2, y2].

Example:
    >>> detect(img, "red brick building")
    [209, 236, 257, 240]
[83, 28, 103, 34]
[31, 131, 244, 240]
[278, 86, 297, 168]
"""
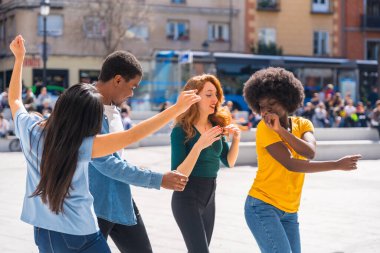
[341, 0, 380, 60]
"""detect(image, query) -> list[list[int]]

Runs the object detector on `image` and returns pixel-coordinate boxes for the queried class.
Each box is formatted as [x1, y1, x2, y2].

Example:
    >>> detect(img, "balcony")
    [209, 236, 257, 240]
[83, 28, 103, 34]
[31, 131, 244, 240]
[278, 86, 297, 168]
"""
[361, 15, 380, 30]
[257, 0, 280, 12]
[311, 2, 333, 14]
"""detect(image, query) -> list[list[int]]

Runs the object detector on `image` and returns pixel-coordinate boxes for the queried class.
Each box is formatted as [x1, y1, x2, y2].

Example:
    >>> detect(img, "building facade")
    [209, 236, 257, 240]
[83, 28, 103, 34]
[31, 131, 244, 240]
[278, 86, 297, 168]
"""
[245, 0, 339, 57]
[340, 0, 380, 60]
[0, 0, 245, 94]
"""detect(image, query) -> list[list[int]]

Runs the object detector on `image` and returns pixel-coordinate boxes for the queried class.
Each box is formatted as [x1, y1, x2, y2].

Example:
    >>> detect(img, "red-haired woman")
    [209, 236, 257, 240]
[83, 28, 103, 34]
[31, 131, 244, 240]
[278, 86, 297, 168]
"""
[170, 74, 241, 253]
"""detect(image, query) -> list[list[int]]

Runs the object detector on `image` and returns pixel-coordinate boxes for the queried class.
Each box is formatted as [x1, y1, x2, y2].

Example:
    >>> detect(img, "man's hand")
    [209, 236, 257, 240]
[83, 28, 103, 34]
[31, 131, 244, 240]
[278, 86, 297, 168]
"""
[161, 170, 188, 191]
[173, 90, 201, 114]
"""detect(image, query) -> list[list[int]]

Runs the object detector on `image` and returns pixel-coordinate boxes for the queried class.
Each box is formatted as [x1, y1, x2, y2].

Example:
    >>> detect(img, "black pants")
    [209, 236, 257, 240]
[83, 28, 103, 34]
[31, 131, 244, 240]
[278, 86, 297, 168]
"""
[171, 176, 217, 253]
[98, 200, 153, 253]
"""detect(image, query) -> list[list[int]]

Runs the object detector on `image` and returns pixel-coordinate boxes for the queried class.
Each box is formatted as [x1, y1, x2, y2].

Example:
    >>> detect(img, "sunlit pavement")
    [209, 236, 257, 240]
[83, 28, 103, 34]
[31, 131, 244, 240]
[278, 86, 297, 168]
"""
[1, 148, 379, 253]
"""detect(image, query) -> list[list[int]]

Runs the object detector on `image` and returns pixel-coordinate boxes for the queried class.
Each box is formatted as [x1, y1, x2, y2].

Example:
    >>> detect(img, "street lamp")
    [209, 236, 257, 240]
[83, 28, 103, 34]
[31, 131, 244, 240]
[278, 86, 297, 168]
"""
[40, 0, 50, 86]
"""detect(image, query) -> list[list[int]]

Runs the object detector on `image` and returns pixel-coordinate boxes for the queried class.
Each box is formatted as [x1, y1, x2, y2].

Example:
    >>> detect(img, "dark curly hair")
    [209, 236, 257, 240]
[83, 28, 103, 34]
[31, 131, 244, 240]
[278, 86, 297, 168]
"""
[243, 67, 305, 114]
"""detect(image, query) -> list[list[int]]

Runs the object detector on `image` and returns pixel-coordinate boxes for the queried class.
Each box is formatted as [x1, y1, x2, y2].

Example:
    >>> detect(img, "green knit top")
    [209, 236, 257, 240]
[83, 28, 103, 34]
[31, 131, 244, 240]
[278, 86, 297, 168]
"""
[170, 125, 230, 178]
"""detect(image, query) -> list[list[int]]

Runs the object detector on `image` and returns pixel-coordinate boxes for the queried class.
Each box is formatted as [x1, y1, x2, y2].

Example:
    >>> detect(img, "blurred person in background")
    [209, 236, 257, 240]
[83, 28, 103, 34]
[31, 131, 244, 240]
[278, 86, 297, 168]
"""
[356, 101, 368, 128]
[370, 100, 380, 138]
[36, 87, 51, 113]
[0, 113, 10, 137]
[23, 88, 36, 112]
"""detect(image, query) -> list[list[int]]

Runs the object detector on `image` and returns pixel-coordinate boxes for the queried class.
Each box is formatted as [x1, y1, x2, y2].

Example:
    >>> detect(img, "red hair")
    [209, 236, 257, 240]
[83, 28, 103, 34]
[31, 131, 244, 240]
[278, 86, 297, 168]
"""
[174, 74, 231, 142]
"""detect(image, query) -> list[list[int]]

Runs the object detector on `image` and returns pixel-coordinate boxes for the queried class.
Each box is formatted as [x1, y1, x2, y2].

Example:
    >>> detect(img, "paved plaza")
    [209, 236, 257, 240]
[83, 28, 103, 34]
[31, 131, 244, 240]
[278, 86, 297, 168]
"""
[0, 147, 380, 253]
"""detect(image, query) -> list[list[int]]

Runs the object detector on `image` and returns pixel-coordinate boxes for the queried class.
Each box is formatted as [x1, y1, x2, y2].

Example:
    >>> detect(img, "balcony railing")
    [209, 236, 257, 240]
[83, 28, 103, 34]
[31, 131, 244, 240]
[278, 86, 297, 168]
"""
[257, 0, 280, 11]
[311, 2, 333, 14]
[361, 15, 380, 30]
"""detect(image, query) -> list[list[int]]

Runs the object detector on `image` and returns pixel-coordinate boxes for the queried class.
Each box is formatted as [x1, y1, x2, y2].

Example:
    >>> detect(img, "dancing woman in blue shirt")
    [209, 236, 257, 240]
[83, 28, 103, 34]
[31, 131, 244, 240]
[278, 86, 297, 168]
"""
[8, 35, 198, 252]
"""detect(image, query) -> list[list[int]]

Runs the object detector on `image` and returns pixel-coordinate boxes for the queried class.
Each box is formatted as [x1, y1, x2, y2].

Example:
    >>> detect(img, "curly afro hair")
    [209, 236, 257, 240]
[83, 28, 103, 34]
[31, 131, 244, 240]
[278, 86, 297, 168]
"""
[243, 67, 305, 114]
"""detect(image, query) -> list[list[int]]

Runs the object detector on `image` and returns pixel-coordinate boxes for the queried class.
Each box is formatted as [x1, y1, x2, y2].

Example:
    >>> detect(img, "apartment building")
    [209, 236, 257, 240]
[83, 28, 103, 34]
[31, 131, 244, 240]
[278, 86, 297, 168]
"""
[245, 0, 339, 57]
[0, 0, 245, 92]
[340, 0, 380, 60]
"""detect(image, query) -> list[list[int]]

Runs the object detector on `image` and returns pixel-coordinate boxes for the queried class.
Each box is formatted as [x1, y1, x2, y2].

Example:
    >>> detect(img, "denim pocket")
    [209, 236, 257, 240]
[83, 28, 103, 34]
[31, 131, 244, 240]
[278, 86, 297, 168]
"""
[62, 233, 88, 250]
[251, 197, 268, 206]
[34, 227, 40, 246]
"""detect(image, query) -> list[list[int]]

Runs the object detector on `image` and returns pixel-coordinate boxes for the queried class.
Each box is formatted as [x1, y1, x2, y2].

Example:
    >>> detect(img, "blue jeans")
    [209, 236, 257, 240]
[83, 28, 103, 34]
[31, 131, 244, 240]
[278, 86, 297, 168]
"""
[34, 227, 111, 253]
[244, 196, 301, 253]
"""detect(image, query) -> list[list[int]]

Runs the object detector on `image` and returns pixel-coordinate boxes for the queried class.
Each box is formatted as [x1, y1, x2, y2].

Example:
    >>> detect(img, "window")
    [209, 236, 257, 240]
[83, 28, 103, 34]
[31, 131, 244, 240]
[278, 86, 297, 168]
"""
[0, 20, 4, 42]
[6, 15, 15, 42]
[38, 15, 63, 37]
[208, 23, 229, 42]
[303, 68, 333, 99]
[312, 0, 330, 12]
[127, 25, 149, 40]
[32, 69, 69, 89]
[83, 16, 107, 38]
[258, 28, 276, 45]
[257, 0, 279, 10]
[367, 0, 380, 16]
[79, 70, 100, 83]
[366, 41, 380, 60]
[313, 31, 329, 56]
[171, 0, 186, 4]
[166, 20, 189, 41]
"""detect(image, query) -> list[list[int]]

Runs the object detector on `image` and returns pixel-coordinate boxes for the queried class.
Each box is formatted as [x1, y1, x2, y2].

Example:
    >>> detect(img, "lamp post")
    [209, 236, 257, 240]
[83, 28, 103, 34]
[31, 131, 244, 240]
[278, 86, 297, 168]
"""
[228, 0, 233, 51]
[201, 40, 216, 75]
[40, 0, 50, 86]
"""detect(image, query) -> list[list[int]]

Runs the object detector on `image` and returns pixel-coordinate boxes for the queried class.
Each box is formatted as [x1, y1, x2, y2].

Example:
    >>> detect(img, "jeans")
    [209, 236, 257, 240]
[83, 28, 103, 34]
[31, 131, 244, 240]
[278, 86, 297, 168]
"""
[244, 196, 301, 253]
[98, 200, 153, 253]
[34, 227, 111, 253]
[171, 176, 217, 253]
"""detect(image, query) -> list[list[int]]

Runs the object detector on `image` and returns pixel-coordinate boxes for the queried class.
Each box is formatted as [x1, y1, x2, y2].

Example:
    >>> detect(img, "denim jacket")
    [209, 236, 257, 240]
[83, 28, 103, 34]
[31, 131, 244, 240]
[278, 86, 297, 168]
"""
[89, 115, 163, 225]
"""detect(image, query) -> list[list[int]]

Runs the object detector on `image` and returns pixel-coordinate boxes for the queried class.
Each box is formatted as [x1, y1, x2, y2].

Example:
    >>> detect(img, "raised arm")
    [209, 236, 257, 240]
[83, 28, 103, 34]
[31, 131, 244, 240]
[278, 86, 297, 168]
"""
[223, 124, 241, 167]
[266, 141, 361, 173]
[263, 113, 316, 159]
[8, 35, 26, 118]
[92, 90, 200, 158]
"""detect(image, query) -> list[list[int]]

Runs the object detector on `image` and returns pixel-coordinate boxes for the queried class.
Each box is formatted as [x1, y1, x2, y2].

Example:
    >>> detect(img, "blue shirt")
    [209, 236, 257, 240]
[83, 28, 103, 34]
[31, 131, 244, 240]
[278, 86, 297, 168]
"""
[89, 115, 163, 225]
[15, 108, 98, 235]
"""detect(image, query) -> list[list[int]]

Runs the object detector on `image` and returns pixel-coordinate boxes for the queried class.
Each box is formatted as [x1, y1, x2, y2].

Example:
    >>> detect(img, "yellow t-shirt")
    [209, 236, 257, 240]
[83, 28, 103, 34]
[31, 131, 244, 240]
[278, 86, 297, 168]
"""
[249, 117, 314, 213]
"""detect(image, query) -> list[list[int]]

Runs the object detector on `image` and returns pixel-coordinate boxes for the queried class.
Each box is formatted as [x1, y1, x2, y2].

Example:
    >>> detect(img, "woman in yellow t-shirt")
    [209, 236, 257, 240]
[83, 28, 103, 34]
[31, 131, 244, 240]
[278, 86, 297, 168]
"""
[243, 67, 361, 253]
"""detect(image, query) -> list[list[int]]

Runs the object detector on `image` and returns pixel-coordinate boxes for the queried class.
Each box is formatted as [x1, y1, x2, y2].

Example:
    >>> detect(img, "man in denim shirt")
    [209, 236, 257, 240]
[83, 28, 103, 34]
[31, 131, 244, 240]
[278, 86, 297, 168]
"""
[89, 51, 194, 252]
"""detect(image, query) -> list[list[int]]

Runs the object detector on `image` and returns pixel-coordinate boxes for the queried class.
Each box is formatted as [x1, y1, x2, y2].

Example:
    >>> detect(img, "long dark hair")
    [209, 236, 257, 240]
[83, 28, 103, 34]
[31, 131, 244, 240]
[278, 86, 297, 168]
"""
[31, 83, 103, 214]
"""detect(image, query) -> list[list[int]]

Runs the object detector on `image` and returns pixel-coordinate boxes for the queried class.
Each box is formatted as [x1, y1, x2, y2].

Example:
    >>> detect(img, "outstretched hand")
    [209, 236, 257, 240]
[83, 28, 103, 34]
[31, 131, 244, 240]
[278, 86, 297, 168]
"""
[161, 170, 189, 191]
[174, 90, 201, 114]
[9, 35, 26, 60]
[336, 154, 362, 171]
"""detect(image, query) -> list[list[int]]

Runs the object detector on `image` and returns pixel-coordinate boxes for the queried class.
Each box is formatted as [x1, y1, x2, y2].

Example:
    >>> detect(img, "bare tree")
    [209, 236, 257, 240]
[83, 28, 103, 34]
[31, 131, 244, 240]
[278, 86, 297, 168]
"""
[85, 0, 151, 56]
